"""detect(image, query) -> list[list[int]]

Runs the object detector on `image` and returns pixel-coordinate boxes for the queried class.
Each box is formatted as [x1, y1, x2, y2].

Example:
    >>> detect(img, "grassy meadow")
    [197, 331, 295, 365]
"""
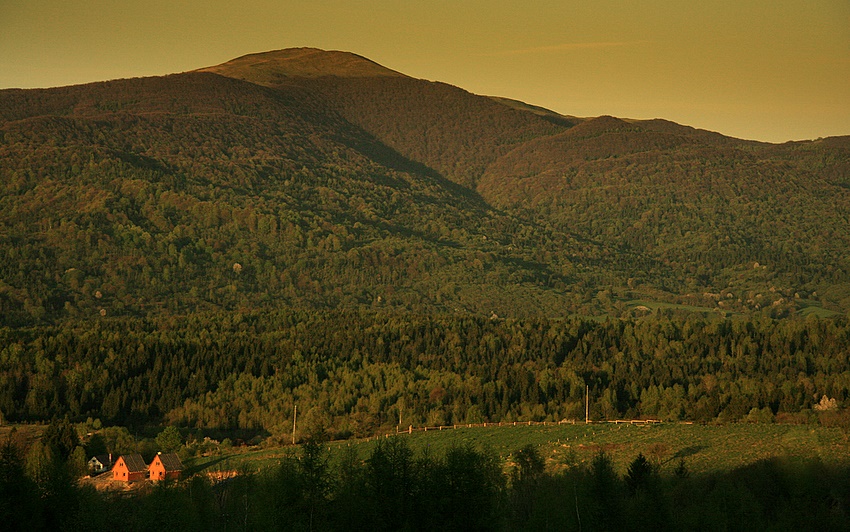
[189, 421, 850, 478]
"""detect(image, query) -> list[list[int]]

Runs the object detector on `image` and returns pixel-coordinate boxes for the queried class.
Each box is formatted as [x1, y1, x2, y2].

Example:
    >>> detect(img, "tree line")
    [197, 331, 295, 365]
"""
[1, 312, 848, 438]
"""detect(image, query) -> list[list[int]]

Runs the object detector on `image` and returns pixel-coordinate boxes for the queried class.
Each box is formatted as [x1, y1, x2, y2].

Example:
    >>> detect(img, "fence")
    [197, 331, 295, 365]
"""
[348, 418, 666, 443]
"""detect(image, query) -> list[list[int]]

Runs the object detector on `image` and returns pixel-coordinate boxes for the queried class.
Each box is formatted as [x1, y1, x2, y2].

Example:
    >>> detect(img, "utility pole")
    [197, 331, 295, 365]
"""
[585, 385, 590, 424]
[292, 404, 297, 444]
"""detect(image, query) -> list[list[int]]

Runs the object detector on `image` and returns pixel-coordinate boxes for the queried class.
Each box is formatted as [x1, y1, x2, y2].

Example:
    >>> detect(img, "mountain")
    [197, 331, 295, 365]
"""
[0, 62, 591, 324]
[1, 48, 849, 325]
[196, 47, 408, 82]
[201, 49, 569, 189]
[478, 116, 850, 312]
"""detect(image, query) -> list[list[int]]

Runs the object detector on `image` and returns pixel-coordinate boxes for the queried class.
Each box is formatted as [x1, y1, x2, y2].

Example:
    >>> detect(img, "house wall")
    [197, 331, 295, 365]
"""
[88, 459, 104, 473]
[113, 459, 147, 482]
[150, 460, 166, 481]
[149, 457, 180, 481]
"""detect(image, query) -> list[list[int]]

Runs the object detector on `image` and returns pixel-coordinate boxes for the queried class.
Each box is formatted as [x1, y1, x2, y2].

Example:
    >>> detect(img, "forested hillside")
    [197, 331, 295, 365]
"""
[2, 48, 850, 430]
[205, 48, 850, 315]
[0, 69, 599, 324]
[479, 117, 850, 312]
[2, 48, 849, 324]
[200, 48, 568, 188]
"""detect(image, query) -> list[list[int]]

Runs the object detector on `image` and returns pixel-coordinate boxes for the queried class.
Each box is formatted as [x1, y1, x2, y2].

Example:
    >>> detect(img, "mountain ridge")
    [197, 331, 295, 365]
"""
[195, 47, 408, 84]
[1, 47, 849, 323]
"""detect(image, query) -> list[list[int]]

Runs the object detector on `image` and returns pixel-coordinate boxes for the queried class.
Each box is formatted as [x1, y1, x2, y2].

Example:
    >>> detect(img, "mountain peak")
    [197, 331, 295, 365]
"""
[196, 47, 407, 86]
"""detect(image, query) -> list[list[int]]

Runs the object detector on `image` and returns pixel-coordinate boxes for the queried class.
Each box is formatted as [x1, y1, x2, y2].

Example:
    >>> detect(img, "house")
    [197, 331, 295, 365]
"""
[148, 452, 184, 481]
[87, 454, 113, 475]
[112, 454, 147, 483]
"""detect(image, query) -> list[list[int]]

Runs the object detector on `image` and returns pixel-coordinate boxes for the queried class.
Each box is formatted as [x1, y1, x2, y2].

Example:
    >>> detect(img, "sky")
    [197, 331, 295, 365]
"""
[1, 1, 848, 143]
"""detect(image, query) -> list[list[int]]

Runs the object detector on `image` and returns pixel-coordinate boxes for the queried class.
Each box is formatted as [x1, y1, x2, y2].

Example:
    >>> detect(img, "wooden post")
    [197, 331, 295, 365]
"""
[292, 404, 297, 444]
[585, 385, 589, 424]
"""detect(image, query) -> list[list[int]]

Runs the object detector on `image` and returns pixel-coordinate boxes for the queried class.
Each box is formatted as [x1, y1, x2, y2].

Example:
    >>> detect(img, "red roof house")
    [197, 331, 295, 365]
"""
[112, 454, 147, 483]
[148, 452, 184, 481]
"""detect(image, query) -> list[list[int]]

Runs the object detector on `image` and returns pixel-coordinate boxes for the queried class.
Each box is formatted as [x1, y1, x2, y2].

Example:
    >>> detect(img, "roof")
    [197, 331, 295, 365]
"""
[89, 454, 113, 466]
[117, 453, 147, 473]
[155, 452, 184, 471]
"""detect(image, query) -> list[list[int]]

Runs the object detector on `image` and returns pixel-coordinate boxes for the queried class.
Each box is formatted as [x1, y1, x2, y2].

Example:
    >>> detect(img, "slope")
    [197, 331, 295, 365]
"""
[479, 116, 850, 312]
[3, 48, 850, 322]
[0, 70, 603, 324]
[201, 48, 569, 189]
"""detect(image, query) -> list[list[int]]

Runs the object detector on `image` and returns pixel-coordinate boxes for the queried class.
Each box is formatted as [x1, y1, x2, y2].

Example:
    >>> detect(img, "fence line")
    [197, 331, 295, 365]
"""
[359, 418, 665, 442]
[324, 418, 669, 446]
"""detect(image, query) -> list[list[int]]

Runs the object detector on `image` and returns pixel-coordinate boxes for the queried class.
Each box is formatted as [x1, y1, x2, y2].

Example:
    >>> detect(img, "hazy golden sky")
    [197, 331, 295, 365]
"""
[1, 1, 848, 142]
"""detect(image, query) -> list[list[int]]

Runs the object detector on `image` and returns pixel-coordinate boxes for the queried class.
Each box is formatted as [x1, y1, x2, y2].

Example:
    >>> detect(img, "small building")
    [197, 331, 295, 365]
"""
[112, 454, 147, 483]
[148, 452, 184, 481]
[87, 454, 113, 475]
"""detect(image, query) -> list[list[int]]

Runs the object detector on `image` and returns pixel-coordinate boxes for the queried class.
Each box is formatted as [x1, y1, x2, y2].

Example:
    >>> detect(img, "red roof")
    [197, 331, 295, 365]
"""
[116, 453, 147, 473]
[154, 452, 184, 471]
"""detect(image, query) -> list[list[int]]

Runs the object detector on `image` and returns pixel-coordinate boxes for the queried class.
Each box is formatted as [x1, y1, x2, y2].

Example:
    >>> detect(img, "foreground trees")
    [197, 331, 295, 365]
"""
[2, 434, 848, 531]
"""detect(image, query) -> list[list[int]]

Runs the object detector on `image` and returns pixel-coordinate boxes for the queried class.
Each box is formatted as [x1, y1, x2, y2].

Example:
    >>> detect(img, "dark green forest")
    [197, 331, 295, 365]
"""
[2, 312, 849, 435]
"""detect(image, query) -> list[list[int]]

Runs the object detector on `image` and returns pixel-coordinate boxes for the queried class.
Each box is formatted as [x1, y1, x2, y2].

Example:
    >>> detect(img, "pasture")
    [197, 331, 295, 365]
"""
[190, 421, 850, 477]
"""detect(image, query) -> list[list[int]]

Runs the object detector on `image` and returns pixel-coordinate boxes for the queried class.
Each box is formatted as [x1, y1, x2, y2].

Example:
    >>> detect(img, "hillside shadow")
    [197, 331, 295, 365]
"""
[184, 456, 229, 476]
[339, 129, 491, 210]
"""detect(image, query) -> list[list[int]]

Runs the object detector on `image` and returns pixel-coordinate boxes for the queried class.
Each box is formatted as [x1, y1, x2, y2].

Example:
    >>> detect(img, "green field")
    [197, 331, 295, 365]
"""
[798, 304, 842, 318]
[189, 422, 850, 477]
[625, 299, 724, 316]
